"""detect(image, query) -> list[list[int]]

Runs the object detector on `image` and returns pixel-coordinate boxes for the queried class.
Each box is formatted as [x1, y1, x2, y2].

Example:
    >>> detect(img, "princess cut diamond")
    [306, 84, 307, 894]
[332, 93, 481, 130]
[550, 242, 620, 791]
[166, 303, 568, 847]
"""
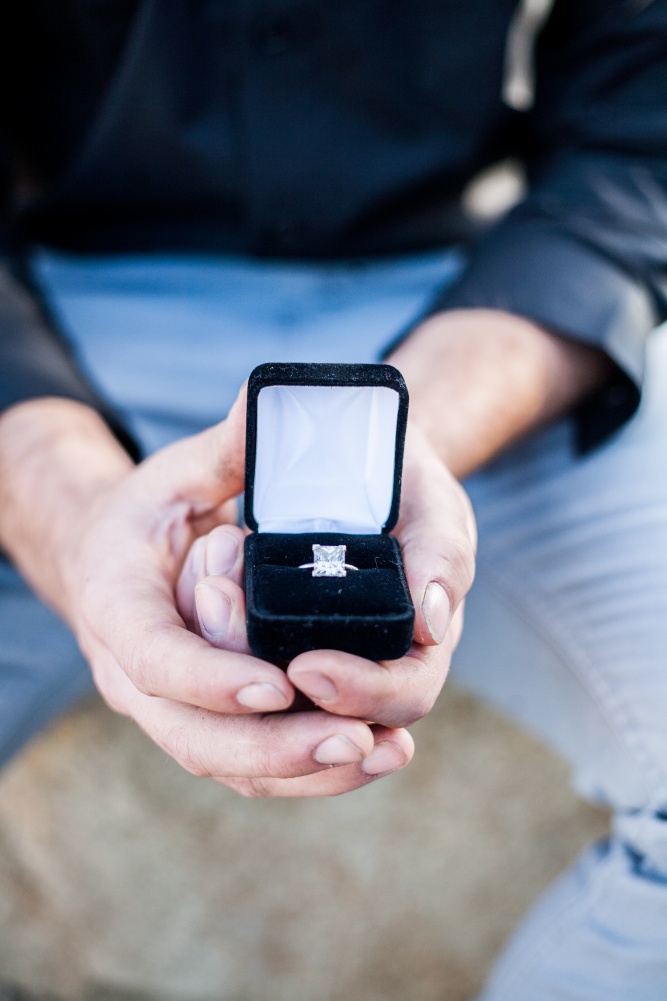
[312, 544, 347, 577]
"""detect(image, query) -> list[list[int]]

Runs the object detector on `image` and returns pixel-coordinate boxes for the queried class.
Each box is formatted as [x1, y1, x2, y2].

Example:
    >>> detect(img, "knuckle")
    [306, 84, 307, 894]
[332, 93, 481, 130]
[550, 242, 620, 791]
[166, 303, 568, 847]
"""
[221, 776, 272, 798]
[119, 624, 164, 696]
[372, 675, 435, 729]
[409, 687, 440, 725]
[436, 534, 475, 603]
[120, 638, 151, 694]
[384, 687, 439, 728]
[163, 724, 209, 777]
[91, 666, 130, 716]
[253, 739, 294, 780]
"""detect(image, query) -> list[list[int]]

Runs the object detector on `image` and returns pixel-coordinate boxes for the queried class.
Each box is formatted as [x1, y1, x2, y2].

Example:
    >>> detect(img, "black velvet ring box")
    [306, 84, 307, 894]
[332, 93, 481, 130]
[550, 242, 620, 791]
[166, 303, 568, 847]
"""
[244, 362, 415, 663]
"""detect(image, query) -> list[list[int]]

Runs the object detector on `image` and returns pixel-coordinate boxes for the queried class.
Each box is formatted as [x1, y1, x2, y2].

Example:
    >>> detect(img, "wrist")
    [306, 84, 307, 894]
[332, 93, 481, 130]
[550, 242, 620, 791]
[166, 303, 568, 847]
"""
[0, 398, 134, 624]
[389, 308, 613, 478]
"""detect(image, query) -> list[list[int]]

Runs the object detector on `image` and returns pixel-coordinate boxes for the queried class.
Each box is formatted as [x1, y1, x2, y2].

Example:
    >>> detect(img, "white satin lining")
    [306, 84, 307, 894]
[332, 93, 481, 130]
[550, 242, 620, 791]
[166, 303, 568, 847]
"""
[254, 384, 400, 534]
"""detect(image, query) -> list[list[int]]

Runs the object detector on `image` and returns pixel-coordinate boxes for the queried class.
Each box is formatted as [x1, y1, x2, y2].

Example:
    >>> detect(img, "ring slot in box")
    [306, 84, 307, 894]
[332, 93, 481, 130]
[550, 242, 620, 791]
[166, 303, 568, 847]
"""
[244, 363, 415, 662]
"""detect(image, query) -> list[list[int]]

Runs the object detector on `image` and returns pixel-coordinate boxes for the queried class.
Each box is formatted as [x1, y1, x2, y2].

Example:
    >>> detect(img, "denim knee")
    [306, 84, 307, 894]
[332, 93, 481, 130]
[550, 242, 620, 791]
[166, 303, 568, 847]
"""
[613, 809, 667, 882]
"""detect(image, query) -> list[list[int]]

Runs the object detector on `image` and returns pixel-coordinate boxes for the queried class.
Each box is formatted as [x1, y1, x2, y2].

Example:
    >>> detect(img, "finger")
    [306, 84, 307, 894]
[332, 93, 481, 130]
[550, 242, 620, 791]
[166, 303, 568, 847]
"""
[289, 639, 454, 729]
[86, 555, 295, 713]
[175, 535, 206, 630]
[90, 636, 415, 795]
[219, 726, 415, 798]
[123, 694, 381, 781]
[216, 497, 242, 527]
[195, 575, 250, 654]
[448, 602, 465, 651]
[175, 524, 245, 632]
[398, 429, 476, 647]
[134, 382, 248, 509]
[203, 524, 245, 587]
[85, 635, 137, 718]
[288, 430, 474, 728]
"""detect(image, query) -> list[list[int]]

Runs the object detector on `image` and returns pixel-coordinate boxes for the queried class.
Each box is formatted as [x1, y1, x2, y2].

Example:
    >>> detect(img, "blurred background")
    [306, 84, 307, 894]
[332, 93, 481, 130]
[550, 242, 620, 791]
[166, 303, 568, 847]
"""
[0, 678, 607, 1001]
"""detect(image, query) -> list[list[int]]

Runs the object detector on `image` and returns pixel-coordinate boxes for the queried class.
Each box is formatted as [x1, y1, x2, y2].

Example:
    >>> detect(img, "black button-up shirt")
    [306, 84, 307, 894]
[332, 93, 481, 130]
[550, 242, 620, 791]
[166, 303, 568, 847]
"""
[1, 0, 666, 450]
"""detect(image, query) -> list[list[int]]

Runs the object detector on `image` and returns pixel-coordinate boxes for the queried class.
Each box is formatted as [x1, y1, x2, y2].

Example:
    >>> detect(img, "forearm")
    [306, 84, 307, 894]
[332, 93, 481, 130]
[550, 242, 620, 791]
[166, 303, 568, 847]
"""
[389, 309, 614, 479]
[0, 398, 134, 624]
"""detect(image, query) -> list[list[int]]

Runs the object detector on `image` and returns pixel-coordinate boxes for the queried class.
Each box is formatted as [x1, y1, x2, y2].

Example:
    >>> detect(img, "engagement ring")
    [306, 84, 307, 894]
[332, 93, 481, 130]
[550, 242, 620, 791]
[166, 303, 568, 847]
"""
[299, 544, 359, 578]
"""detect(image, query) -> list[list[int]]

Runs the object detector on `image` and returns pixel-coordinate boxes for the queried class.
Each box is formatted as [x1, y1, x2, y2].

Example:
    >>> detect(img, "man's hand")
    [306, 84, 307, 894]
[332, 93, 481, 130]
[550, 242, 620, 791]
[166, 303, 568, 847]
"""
[1, 392, 453, 798]
[178, 425, 476, 755]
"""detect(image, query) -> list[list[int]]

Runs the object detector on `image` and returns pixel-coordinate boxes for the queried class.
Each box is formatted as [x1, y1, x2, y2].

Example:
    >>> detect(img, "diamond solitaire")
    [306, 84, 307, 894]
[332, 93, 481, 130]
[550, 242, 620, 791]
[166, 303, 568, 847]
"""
[312, 544, 347, 577]
[298, 544, 359, 577]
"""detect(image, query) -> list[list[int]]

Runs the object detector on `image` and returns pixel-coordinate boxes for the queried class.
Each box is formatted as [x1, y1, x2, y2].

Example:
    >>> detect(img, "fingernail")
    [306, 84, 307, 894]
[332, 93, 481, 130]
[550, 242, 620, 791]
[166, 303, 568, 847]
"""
[237, 682, 289, 711]
[361, 740, 408, 776]
[314, 735, 364, 766]
[206, 531, 239, 576]
[196, 583, 232, 639]
[422, 581, 451, 645]
[293, 671, 337, 702]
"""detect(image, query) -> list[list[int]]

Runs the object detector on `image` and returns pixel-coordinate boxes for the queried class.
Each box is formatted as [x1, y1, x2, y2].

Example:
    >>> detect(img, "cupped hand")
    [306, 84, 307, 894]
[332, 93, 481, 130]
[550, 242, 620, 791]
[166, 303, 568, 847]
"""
[289, 427, 476, 726]
[182, 424, 476, 769]
[67, 387, 412, 798]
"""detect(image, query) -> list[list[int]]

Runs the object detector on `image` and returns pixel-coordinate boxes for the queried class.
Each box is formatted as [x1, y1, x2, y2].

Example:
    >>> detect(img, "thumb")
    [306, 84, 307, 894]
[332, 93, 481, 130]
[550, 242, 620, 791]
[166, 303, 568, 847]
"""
[136, 382, 247, 508]
[397, 427, 476, 647]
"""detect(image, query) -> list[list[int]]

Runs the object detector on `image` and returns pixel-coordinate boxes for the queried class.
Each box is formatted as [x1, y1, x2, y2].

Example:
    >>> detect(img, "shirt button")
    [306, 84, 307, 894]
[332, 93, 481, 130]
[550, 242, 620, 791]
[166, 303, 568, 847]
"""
[253, 15, 294, 55]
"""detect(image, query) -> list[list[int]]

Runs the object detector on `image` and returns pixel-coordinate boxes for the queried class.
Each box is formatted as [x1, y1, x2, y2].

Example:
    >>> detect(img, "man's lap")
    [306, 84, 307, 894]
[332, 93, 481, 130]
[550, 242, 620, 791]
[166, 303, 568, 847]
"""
[454, 322, 667, 820]
[452, 325, 667, 999]
[0, 559, 91, 765]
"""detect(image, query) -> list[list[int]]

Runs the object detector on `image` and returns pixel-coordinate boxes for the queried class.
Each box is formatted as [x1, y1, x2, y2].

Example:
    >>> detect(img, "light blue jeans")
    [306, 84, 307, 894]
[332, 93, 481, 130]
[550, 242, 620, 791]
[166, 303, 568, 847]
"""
[3, 248, 667, 999]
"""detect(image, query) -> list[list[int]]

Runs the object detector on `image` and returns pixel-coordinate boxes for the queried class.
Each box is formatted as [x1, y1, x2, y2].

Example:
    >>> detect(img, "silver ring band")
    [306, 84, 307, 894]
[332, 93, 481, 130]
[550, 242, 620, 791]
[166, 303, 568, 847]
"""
[299, 563, 359, 571]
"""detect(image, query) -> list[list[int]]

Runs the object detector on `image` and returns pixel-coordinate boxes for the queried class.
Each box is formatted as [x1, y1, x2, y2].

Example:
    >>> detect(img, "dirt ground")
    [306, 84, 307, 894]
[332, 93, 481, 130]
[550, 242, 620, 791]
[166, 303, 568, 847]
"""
[0, 684, 607, 1001]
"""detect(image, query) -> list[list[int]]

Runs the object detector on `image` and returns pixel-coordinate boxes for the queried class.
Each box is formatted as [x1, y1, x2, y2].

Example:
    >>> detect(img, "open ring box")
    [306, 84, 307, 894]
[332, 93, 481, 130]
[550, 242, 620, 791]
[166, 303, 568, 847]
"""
[244, 362, 415, 663]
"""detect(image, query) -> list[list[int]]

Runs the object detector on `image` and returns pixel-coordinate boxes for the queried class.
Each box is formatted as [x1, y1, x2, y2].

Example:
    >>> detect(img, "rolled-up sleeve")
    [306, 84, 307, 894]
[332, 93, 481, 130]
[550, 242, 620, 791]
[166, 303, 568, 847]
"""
[0, 252, 140, 458]
[0, 143, 138, 458]
[435, 0, 667, 449]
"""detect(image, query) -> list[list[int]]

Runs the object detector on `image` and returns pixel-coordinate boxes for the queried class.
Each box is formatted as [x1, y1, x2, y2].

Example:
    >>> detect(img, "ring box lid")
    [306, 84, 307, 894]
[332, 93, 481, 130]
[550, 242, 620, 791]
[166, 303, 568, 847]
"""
[244, 363, 409, 535]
